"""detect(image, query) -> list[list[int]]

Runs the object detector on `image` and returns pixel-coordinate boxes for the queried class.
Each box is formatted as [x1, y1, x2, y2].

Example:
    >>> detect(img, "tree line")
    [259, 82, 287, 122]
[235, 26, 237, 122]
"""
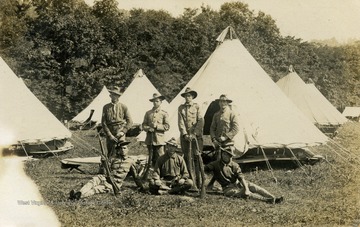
[1, 0, 359, 121]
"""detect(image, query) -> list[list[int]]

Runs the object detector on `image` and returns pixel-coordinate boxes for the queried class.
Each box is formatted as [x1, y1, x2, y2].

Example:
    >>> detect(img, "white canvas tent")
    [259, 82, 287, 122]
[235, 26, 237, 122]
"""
[71, 69, 169, 126]
[71, 85, 110, 125]
[155, 27, 327, 155]
[276, 69, 347, 127]
[342, 107, 360, 121]
[0, 57, 72, 154]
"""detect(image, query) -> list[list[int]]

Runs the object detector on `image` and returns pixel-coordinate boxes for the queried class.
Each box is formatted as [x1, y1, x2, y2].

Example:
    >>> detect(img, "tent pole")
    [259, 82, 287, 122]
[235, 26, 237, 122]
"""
[259, 147, 277, 183]
[20, 142, 30, 158]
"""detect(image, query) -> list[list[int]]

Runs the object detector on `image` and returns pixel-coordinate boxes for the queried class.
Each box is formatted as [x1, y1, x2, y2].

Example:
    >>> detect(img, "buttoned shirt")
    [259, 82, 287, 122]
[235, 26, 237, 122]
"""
[204, 159, 244, 188]
[152, 152, 189, 180]
[142, 107, 170, 145]
[102, 102, 133, 138]
[105, 156, 137, 187]
[210, 106, 239, 141]
[178, 102, 204, 137]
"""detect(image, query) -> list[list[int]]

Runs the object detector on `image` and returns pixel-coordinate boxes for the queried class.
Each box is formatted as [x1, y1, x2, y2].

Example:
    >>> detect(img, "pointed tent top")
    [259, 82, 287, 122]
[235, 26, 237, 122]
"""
[216, 26, 238, 43]
[133, 69, 145, 78]
[288, 65, 294, 73]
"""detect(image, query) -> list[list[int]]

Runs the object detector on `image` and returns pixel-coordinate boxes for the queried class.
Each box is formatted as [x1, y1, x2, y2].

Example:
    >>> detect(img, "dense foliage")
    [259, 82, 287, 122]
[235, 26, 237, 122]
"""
[1, 0, 359, 121]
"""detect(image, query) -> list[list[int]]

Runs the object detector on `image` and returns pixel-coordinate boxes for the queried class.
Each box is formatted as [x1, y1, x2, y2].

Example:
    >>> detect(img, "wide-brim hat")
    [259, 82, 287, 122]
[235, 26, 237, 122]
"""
[181, 87, 198, 99]
[149, 93, 166, 102]
[166, 137, 180, 148]
[220, 141, 235, 156]
[216, 94, 232, 103]
[116, 140, 131, 147]
[108, 86, 123, 96]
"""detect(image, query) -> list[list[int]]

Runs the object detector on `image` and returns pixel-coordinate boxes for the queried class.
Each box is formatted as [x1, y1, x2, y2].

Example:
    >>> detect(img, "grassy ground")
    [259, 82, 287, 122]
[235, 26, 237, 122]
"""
[24, 122, 360, 226]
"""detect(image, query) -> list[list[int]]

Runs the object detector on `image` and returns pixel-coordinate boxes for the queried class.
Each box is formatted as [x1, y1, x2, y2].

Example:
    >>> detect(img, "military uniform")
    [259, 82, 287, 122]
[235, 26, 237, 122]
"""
[210, 106, 239, 146]
[142, 107, 170, 166]
[178, 102, 204, 188]
[102, 102, 133, 157]
[149, 151, 193, 195]
[79, 157, 137, 198]
[205, 159, 276, 201]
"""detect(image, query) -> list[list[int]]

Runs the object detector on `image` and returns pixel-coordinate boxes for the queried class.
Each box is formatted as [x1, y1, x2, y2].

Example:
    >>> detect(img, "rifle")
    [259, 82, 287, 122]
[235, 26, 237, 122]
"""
[142, 131, 153, 181]
[99, 136, 120, 195]
[194, 137, 206, 199]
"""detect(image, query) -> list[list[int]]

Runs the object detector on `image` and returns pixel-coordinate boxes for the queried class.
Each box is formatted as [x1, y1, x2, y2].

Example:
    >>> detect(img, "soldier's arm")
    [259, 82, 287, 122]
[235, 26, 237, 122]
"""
[193, 104, 204, 136]
[210, 113, 218, 141]
[179, 157, 189, 179]
[225, 112, 239, 140]
[178, 106, 188, 136]
[122, 105, 133, 133]
[155, 111, 170, 132]
[142, 112, 151, 132]
[101, 106, 114, 138]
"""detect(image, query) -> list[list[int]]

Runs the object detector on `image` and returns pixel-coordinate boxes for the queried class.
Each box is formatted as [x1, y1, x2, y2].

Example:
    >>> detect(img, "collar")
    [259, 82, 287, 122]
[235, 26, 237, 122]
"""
[221, 106, 230, 113]
[152, 107, 161, 113]
[185, 101, 193, 107]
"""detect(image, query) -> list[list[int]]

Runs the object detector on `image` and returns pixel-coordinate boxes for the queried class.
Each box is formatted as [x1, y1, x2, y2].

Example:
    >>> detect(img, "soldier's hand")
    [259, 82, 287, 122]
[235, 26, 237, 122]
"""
[148, 127, 155, 132]
[219, 136, 227, 142]
[184, 134, 191, 141]
[178, 179, 185, 185]
[244, 189, 251, 197]
[110, 135, 118, 142]
[119, 131, 125, 137]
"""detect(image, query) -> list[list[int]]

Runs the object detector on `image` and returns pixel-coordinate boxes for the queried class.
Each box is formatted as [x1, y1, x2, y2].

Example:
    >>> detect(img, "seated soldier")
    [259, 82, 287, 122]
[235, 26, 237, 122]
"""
[149, 138, 193, 195]
[204, 142, 284, 204]
[69, 141, 143, 200]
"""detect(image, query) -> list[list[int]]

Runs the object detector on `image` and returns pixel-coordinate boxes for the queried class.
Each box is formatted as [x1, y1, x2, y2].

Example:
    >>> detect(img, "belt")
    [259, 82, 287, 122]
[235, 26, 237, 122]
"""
[108, 121, 125, 126]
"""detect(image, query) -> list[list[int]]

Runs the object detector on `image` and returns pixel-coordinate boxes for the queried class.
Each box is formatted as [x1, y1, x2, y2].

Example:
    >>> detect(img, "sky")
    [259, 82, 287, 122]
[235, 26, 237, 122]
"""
[85, 0, 360, 42]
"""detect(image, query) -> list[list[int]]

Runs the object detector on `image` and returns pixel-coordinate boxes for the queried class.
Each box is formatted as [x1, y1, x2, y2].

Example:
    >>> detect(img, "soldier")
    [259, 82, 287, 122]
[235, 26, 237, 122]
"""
[178, 87, 204, 190]
[204, 142, 284, 204]
[142, 93, 170, 168]
[149, 138, 194, 195]
[69, 141, 142, 200]
[101, 86, 133, 158]
[210, 94, 239, 157]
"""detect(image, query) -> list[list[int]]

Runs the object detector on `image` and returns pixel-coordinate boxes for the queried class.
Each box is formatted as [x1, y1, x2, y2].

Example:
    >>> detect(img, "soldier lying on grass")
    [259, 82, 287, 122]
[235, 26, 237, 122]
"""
[204, 142, 284, 204]
[149, 138, 194, 195]
[69, 141, 143, 200]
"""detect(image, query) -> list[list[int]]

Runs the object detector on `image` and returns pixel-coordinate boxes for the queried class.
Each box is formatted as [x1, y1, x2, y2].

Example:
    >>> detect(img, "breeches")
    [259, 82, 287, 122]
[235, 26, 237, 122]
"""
[147, 145, 164, 167]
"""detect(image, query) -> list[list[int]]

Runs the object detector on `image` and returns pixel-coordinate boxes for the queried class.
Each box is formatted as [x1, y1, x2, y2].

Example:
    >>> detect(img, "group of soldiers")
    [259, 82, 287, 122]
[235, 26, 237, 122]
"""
[69, 86, 283, 204]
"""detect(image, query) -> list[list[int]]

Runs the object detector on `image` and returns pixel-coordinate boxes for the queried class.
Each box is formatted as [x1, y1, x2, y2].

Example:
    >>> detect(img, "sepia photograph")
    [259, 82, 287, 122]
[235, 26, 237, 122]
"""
[0, 0, 359, 226]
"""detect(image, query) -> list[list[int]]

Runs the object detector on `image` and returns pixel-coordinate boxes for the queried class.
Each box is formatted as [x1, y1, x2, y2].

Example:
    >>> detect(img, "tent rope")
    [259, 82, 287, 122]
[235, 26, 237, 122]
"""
[259, 147, 277, 183]
[288, 147, 311, 178]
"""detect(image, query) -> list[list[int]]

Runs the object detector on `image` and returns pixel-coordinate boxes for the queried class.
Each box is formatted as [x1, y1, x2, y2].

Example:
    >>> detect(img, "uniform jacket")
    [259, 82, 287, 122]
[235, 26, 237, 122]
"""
[102, 102, 133, 139]
[210, 106, 239, 141]
[178, 102, 204, 137]
[142, 107, 170, 145]
[152, 152, 189, 180]
[108, 157, 137, 187]
[204, 159, 244, 188]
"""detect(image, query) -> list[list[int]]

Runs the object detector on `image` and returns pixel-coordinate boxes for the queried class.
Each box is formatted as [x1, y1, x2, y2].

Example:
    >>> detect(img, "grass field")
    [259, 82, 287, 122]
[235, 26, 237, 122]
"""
[23, 122, 360, 226]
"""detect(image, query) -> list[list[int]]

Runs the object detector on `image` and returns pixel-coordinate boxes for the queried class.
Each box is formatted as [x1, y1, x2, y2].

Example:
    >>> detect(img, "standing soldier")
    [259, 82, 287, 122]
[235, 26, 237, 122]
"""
[210, 94, 239, 156]
[178, 87, 204, 190]
[208, 94, 239, 190]
[102, 86, 133, 158]
[142, 93, 170, 169]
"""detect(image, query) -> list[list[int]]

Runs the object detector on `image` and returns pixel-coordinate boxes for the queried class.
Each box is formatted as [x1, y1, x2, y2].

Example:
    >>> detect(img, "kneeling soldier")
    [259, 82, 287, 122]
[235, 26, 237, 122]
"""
[149, 138, 193, 195]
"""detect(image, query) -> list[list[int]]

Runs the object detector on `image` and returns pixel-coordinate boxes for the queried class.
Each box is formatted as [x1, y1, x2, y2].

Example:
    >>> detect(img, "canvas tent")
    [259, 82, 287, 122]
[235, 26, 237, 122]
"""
[276, 69, 347, 136]
[154, 27, 327, 162]
[342, 107, 360, 121]
[71, 85, 110, 128]
[71, 69, 169, 127]
[0, 57, 72, 155]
